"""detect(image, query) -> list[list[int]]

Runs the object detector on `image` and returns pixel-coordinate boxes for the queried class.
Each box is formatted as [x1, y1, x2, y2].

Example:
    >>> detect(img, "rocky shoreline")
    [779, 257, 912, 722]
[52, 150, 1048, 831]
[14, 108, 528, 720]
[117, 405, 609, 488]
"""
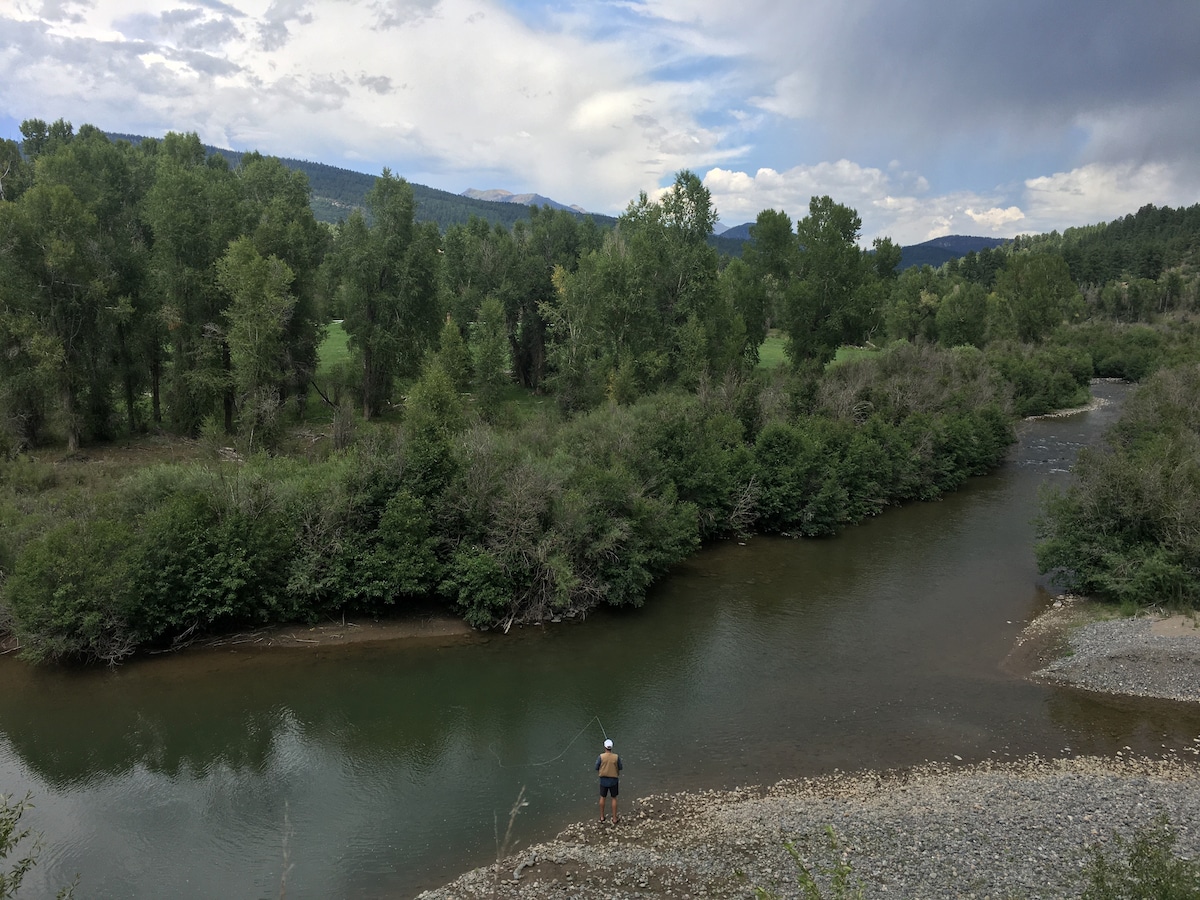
[419, 602, 1200, 899]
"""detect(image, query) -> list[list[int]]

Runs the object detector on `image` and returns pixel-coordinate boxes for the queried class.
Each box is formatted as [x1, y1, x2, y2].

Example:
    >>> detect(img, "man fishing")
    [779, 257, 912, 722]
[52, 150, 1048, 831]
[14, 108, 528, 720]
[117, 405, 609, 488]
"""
[596, 738, 623, 824]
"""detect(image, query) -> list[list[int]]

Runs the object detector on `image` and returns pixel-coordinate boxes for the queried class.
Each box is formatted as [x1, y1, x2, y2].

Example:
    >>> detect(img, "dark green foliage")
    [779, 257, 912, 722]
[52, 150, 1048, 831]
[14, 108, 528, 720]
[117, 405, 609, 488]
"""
[1081, 817, 1200, 900]
[1037, 364, 1200, 609]
[985, 341, 1092, 416]
[132, 477, 295, 637]
[786, 197, 873, 366]
[5, 516, 139, 663]
[1053, 322, 1166, 380]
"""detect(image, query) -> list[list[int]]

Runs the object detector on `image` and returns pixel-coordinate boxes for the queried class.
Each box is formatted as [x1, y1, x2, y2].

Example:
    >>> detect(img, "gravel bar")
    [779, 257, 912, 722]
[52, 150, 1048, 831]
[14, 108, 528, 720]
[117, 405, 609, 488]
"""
[418, 755, 1200, 899]
[421, 605, 1200, 899]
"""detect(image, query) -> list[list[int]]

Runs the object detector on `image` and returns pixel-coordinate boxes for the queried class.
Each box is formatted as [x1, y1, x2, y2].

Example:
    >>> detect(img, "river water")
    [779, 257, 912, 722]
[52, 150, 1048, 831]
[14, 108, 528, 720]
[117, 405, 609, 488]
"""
[3, 380, 1200, 898]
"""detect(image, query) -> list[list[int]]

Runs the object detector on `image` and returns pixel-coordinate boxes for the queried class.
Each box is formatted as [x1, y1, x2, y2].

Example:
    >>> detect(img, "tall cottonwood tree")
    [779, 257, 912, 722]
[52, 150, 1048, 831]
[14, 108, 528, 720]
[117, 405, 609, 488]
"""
[544, 170, 746, 407]
[216, 237, 296, 450]
[991, 252, 1083, 342]
[143, 133, 244, 434]
[236, 152, 330, 411]
[786, 196, 872, 367]
[326, 170, 442, 419]
[0, 181, 110, 452]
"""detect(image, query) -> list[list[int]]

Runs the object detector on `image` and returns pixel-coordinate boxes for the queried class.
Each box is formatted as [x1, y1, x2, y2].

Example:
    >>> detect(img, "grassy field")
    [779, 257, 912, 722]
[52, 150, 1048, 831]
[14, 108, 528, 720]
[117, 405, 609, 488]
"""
[757, 332, 877, 370]
[757, 333, 787, 368]
[317, 320, 352, 376]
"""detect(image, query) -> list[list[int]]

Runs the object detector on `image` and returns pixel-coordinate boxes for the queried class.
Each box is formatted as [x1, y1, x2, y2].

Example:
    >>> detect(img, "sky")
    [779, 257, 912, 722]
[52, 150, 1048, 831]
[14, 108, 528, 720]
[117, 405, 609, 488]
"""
[3, 0, 1200, 245]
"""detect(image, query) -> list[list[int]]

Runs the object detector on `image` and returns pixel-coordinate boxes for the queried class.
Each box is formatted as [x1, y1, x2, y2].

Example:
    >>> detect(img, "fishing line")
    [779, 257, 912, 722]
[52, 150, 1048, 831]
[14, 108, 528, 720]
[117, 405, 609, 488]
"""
[490, 715, 608, 768]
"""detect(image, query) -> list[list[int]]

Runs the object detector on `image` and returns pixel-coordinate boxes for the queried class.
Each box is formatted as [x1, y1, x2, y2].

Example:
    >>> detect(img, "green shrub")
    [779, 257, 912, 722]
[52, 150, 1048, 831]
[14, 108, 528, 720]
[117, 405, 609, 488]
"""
[5, 515, 139, 663]
[1082, 817, 1200, 900]
[1037, 365, 1200, 609]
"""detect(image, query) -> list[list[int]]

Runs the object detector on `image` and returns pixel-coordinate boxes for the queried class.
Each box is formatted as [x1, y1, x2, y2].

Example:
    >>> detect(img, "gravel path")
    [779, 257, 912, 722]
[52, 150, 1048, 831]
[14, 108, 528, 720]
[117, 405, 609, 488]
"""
[421, 604, 1200, 899]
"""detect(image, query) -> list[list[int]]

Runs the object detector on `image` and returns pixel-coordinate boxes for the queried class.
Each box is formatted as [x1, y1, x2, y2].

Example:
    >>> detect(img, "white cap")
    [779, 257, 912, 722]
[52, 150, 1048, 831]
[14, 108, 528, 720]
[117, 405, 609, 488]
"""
[604, 739, 613, 749]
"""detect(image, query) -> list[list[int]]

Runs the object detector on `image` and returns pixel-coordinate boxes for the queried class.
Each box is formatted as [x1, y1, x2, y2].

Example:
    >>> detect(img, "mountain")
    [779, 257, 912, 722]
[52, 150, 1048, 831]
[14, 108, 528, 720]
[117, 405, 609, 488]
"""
[898, 235, 1010, 270]
[103, 132, 617, 232]
[719, 222, 754, 242]
[462, 188, 588, 215]
[717, 223, 1008, 268]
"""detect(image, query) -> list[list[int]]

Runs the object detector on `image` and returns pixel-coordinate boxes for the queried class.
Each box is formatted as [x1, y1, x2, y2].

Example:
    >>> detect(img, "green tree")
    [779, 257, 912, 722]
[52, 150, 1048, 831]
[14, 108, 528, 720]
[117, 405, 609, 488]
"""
[0, 138, 32, 202]
[991, 252, 1083, 342]
[143, 133, 244, 434]
[883, 265, 943, 343]
[435, 314, 471, 392]
[236, 152, 331, 413]
[935, 281, 988, 348]
[216, 237, 297, 450]
[326, 170, 442, 419]
[0, 181, 110, 451]
[471, 294, 511, 413]
[786, 196, 872, 366]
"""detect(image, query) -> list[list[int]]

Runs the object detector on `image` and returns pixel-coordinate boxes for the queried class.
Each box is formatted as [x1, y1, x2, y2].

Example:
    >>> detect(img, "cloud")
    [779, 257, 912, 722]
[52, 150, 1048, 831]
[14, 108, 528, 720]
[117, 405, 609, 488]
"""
[1, 0, 1198, 239]
[1022, 162, 1199, 231]
[965, 207, 1025, 230]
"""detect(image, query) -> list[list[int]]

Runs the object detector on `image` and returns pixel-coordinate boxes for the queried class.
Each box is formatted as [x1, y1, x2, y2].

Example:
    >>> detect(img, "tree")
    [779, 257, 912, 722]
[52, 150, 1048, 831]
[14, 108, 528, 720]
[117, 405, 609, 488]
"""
[236, 152, 330, 414]
[991, 252, 1083, 343]
[435, 314, 471, 392]
[743, 208, 796, 329]
[1, 182, 110, 451]
[785, 196, 871, 366]
[471, 295, 510, 413]
[216, 237, 297, 450]
[884, 265, 943, 343]
[0, 139, 31, 202]
[143, 133, 244, 434]
[326, 170, 442, 419]
[936, 281, 988, 348]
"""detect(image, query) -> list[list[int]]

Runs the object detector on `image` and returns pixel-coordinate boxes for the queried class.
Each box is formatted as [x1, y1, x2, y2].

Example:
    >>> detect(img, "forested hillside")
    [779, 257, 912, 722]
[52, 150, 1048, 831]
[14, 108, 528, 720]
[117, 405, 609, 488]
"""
[105, 131, 620, 232]
[3, 116, 1200, 663]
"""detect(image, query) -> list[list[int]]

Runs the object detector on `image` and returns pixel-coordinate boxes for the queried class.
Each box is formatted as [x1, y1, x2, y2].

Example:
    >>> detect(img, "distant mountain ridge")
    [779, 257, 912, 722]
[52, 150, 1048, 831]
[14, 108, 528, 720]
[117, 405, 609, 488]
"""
[898, 235, 1010, 269]
[103, 132, 617, 232]
[719, 222, 1007, 268]
[462, 188, 588, 215]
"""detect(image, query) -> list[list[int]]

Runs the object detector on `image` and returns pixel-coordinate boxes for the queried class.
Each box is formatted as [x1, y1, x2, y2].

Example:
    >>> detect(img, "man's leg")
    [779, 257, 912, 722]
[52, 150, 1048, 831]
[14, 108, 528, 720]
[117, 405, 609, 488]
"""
[599, 792, 606, 821]
[612, 796, 618, 823]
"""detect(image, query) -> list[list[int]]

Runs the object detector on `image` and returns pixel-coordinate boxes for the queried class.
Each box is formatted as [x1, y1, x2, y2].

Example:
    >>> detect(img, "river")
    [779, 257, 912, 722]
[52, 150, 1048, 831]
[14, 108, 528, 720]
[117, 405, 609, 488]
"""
[3, 380, 1199, 898]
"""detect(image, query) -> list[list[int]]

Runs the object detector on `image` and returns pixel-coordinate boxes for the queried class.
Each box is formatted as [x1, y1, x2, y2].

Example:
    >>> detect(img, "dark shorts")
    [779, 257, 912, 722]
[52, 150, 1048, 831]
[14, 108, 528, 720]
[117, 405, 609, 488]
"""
[599, 778, 619, 797]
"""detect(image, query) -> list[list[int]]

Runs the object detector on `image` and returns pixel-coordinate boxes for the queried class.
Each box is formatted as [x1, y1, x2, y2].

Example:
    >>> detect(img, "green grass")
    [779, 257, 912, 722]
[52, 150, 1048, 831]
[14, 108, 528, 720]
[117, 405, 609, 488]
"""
[756, 333, 878, 370]
[317, 321, 352, 377]
[757, 333, 787, 369]
[830, 345, 878, 368]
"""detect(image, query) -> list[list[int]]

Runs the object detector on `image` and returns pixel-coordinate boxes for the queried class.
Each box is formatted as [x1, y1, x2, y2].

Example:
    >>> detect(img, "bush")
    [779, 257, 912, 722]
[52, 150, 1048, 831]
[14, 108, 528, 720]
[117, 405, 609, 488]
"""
[1037, 365, 1200, 609]
[986, 340, 1092, 416]
[5, 516, 139, 664]
[1082, 817, 1200, 900]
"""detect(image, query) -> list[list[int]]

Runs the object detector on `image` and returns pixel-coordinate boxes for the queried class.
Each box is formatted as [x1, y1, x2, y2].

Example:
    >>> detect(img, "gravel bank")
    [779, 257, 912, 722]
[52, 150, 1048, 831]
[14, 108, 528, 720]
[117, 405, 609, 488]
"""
[418, 755, 1200, 899]
[421, 602, 1200, 899]
[1032, 607, 1200, 703]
